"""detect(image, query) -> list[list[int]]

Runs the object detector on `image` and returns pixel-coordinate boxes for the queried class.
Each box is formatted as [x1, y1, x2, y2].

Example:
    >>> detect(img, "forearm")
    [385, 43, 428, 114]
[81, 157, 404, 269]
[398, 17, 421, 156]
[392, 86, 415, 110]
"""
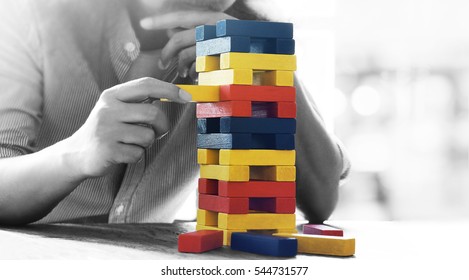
[0, 140, 85, 225]
[295, 85, 343, 223]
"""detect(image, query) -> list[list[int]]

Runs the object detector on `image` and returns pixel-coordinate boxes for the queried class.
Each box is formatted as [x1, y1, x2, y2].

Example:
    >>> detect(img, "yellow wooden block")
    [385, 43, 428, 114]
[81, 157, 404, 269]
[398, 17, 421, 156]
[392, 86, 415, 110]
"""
[174, 84, 220, 102]
[196, 209, 218, 226]
[198, 69, 253, 85]
[220, 52, 297, 71]
[250, 166, 296, 181]
[273, 233, 356, 257]
[248, 228, 298, 235]
[197, 149, 219, 165]
[196, 56, 220, 72]
[218, 213, 296, 230]
[196, 225, 246, 246]
[200, 164, 249, 181]
[256, 70, 294, 86]
[219, 149, 295, 166]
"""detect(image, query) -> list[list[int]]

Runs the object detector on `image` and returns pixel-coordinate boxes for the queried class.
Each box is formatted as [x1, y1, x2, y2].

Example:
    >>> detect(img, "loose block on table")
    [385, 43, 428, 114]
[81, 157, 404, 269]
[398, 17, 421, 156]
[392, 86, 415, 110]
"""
[216, 20, 293, 39]
[196, 101, 296, 118]
[178, 230, 223, 253]
[218, 213, 296, 230]
[200, 165, 295, 182]
[195, 25, 217, 42]
[219, 85, 296, 102]
[196, 225, 247, 246]
[303, 224, 344, 237]
[217, 180, 296, 198]
[197, 133, 295, 150]
[249, 197, 296, 214]
[196, 36, 295, 57]
[196, 209, 218, 226]
[200, 164, 249, 181]
[230, 232, 297, 257]
[175, 84, 219, 102]
[199, 194, 249, 214]
[220, 52, 296, 71]
[219, 149, 295, 166]
[273, 233, 355, 257]
[196, 56, 220, 72]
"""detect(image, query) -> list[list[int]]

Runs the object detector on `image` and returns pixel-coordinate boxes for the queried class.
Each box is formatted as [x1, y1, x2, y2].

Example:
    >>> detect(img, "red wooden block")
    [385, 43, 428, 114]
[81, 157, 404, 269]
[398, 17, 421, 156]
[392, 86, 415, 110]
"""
[302, 224, 344, 237]
[218, 181, 296, 198]
[249, 197, 296, 213]
[275, 102, 296, 118]
[219, 85, 296, 102]
[178, 230, 223, 253]
[196, 101, 251, 118]
[199, 194, 249, 214]
[198, 178, 218, 195]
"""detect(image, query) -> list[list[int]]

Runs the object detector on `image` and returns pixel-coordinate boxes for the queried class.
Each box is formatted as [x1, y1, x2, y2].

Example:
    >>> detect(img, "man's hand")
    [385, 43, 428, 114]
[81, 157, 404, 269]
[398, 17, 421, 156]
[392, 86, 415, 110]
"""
[140, 9, 236, 80]
[64, 77, 191, 178]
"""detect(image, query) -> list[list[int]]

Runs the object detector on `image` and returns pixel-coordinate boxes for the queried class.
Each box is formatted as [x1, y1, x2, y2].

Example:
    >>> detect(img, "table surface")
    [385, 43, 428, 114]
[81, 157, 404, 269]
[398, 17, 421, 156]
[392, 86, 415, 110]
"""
[1, 220, 468, 260]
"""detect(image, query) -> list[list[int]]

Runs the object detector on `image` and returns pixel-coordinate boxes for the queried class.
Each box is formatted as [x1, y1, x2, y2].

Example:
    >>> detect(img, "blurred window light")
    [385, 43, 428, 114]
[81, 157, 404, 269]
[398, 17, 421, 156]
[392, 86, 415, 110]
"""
[351, 85, 382, 116]
[348, 133, 391, 172]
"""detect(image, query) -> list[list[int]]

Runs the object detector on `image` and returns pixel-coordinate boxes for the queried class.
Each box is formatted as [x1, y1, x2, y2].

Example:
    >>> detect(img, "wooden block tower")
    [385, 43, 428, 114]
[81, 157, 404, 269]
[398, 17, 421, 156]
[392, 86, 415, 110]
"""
[177, 19, 355, 257]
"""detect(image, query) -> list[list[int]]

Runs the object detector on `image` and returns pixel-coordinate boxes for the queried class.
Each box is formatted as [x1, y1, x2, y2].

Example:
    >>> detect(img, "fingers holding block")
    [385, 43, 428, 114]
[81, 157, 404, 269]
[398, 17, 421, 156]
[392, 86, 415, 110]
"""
[175, 85, 220, 102]
[178, 230, 223, 253]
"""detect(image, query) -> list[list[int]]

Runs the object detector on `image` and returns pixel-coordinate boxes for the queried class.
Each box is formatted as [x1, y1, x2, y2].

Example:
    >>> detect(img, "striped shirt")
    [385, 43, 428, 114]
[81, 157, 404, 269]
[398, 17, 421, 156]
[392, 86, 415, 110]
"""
[0, 0, 350, 224]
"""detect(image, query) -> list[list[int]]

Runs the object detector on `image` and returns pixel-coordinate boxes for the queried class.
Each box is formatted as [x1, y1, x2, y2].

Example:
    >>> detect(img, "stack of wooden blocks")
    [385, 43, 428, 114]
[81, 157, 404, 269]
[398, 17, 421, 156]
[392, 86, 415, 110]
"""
[177, 19, 355, 257]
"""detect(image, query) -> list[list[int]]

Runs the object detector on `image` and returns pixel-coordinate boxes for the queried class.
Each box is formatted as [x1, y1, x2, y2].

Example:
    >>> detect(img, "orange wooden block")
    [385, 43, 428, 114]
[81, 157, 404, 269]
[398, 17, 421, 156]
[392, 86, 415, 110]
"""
[219, 85, 296, 102]
[178, 230, 223, 253]
[199, 194, 249, 214]
[196, 101, 251, 118]
[198, 178, 218, 195]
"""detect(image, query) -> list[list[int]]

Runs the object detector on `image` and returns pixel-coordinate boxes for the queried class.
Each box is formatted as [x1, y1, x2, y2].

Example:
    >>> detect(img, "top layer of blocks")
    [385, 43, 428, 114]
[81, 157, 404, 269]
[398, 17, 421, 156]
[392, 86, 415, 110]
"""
[196, 20, 295, 56]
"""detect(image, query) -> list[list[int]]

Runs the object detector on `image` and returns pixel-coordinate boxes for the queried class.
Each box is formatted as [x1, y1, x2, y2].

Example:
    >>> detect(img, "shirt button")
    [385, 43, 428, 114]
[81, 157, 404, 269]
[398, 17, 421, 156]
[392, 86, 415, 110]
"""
[115, 204, 125, 215]
[124, 42, 136, 53]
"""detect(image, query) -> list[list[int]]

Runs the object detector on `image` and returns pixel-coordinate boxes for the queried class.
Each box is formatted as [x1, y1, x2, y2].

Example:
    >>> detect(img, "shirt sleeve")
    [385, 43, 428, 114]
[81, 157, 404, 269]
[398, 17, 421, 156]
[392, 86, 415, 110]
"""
[295, 77, 352, 184]
[0, 0, 43, 157]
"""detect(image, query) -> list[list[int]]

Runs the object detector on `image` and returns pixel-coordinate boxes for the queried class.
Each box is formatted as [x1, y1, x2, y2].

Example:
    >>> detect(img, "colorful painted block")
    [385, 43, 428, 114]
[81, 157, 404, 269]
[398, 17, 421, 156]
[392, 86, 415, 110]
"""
[198, 178, 218, 194]
[303, 224, 344, 237]
[196, 36, 295, 56]
[195, 25, 217, 42]
[273, 233, 355, 257]
[196, 55, 220, 72]
[200, 164, 249, 181]
[220, 52, 296, 71]
[216, 20, 293, 39]
[219, 85, 296, 102]
[217, 180, 296, 198]
[230, 232, 297, 257]
[250, 165, 296, 181]
[199, 194, 249, 214]
[196, 209, 218, 226]
[249, 197, 296, 213]
[256, 70, 294, 86]
[196, 225, 246, 246]
[196, 101, 296, 118]
[218, 213, 296, 230]
[198, 69, 252, 85]
[175, 84, 220, 102]
[218, 149, 295, 166]
[197, 133, 295, 150]
[178, 230, 223, 253]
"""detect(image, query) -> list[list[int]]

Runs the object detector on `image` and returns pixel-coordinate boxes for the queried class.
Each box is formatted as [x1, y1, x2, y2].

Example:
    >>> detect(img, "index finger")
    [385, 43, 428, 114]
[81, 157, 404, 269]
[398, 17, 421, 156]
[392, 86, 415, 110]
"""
[108, 77, 192, 103]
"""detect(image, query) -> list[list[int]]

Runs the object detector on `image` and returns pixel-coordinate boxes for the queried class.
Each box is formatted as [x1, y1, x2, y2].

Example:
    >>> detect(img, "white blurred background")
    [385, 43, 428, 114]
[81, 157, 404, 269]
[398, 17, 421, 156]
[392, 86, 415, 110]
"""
[247, 0, 469, 221]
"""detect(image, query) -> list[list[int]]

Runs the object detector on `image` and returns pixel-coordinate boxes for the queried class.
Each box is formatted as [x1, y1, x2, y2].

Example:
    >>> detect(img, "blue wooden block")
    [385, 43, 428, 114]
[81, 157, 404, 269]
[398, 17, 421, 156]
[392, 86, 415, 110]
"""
[197, 133, 252, 149]
[197, 133, 295, 149]
[220, 117, 296, 134]
[196, 36, 250, 56]
[230, 232, 297, 257]
[197, 36, 295, 56]
[216, 20, 293, 39]
[197, 118, 220, 134]
[195, 25, 217, 42]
